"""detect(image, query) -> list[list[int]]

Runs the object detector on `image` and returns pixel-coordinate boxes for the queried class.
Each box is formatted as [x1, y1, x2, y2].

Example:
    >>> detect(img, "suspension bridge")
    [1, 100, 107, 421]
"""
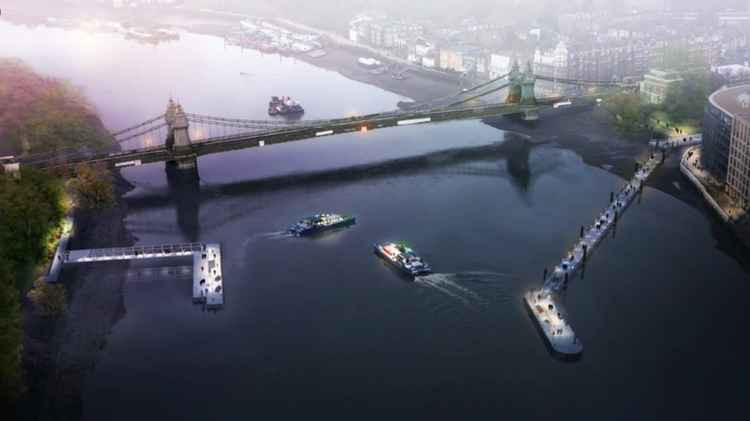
[5, 61, 635, 175]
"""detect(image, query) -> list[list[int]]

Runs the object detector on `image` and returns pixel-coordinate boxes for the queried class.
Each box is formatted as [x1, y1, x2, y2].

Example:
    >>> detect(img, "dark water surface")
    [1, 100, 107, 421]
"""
[3, 20, 749, 420]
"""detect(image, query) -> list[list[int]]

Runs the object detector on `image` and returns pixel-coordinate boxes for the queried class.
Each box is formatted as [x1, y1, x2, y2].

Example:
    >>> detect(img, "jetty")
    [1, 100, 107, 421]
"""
[526, 151, 663, 355]
[54, 242, 224, 308]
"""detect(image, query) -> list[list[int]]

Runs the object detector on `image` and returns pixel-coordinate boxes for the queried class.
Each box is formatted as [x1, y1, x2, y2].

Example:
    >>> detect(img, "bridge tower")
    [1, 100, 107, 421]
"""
[520, 61, 539, 121]
[165, 99, 198, 171]
[505, 60, 522, 104]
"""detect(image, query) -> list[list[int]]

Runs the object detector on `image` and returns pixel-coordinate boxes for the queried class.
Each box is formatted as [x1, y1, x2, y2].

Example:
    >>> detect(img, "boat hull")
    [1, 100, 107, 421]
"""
[374, 245, 431, 277]
[291, 216, 356, 236]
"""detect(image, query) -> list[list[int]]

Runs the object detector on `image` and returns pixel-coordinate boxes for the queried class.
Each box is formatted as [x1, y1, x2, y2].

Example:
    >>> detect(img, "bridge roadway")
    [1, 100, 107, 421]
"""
[29, 96, 597, 170]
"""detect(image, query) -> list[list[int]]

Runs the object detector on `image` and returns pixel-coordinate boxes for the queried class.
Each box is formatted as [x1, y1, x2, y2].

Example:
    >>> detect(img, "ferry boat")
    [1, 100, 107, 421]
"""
[524, 289, 583, 356]
[268, 96, 304, 116]
[288, 213, 356, 236]
[374, 242, 432, 277]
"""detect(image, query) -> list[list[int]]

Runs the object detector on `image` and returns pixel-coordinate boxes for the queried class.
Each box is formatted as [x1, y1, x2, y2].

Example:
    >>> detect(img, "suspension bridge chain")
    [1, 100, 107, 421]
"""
[534, 75, 628, 87]
[445, 82, 512, 108]
[405, 72, 511, 110]
[110, 114, 166, 138]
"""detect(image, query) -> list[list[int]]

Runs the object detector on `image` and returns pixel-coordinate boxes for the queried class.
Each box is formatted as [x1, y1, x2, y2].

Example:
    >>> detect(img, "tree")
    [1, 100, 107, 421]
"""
[0, 268, 23, 403]
[600, 93, 650, 138]
[0, 170, 66, 274]
[0, 59, 112, 156]
[662, 72, 711, 121]
[70, 164, 114, 209]
[26, 277, 66, 318]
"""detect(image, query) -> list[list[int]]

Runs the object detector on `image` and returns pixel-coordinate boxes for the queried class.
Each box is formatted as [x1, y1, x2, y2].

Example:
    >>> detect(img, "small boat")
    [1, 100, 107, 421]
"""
[374, 242, 432, 277]
[288, 213, 356, 236]
[268, 95, 304, 116]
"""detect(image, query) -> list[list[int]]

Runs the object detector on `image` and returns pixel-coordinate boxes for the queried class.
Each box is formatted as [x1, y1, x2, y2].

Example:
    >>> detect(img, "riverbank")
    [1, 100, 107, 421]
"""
[679, 146, 750, 248]
[1, 5, 462, 104]
[17, 172, 134, 421]
[178, 20, 461, 102]
[485, 105, 750, 267]
[484, 105, 649, 181]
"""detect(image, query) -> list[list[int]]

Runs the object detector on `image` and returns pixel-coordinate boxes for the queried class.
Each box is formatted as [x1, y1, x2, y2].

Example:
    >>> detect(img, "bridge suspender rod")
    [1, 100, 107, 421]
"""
[114, 123, 168, 144]
[110, 114, 166, 137]
[444, 82, 512, 108]
[535, 75, 622, 87]
[415, 73, 511, 109]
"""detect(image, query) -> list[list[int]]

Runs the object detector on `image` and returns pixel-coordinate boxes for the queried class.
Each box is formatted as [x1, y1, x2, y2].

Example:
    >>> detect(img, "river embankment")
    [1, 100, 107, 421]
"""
[17, 173, 133, 421]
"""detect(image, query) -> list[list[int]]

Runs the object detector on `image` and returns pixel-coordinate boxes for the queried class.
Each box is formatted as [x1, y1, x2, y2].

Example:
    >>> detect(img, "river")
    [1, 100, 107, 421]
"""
[3, 19, 750, 420]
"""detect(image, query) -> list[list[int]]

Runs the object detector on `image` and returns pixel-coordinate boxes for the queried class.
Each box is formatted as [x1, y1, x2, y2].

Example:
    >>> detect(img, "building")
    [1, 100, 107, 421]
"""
[348, 13, 422, 52]
[640, 69, 683, 105]
[439, 47, 465, 72]
[533, 41, 569, 88]
[712, 64, 750, 85]
[489, 54, 511, 79]
[703, 84, 750, 210]
[728, 109, 750, 209]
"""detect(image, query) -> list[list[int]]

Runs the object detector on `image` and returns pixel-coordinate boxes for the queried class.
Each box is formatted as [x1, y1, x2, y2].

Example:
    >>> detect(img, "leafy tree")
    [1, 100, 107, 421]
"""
[662, 72, 711, 121]
[0, 170, 65, 274]
[0, 59, 112, 156]
[601, 93, 650, 138]
[70, 164, 114, 209]
[0, 268, 23, 403]
[27, 277, 66, 318]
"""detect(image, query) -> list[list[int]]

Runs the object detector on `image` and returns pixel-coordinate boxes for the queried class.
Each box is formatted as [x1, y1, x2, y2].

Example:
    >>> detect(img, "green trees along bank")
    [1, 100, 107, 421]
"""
[0, 59, 115, 404]
[0, 58, 112, 156]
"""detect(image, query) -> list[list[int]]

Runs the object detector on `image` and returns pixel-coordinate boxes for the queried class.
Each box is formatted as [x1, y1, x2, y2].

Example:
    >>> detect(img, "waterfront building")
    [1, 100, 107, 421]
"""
[712, 64, 750, 85]
[640, 69, 683, 105]
[727, 96, 750, 209]
[703, 84, 750, 210]
[489, 54, 511, 79]
[439, 47, 465, 72]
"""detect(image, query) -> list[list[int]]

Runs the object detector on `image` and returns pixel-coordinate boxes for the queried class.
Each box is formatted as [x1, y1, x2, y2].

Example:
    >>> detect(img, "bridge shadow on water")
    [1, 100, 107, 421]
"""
[165, 163, 201, 242]
[133, 136, 551, 234]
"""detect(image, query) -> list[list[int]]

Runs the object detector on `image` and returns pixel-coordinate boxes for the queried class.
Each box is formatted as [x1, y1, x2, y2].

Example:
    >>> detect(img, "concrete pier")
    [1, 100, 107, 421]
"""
[524, 289, 583, 355]
[527, 151, 664, 354]
[62, 242, 224, 308]
[543, 152, 661, 291]
[193, 243, 223, 307]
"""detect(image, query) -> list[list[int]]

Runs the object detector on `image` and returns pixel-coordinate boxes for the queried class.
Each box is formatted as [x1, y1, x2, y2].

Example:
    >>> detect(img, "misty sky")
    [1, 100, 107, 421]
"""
[184, 0, 750, 27]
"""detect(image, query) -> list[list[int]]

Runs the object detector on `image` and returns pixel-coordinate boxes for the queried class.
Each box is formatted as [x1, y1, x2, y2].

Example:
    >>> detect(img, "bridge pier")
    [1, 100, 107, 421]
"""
[521, 107, 539, 121]
[165, 99, 199, 174]
[169, 153, 198, 171]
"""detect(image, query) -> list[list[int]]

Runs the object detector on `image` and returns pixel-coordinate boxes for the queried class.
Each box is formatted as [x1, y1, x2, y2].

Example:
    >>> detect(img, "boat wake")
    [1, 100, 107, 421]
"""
[415, 271, 512, 310]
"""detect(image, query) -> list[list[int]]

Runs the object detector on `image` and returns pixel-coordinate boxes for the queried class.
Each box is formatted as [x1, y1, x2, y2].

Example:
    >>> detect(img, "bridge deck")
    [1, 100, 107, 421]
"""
[27, 96, 600, 171]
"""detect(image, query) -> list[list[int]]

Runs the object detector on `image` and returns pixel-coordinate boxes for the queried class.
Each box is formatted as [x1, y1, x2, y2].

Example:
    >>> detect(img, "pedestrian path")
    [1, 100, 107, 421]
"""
[526, 151, 664, 356]
[649, 133, 702, 150]
[543, 153, 661, 291]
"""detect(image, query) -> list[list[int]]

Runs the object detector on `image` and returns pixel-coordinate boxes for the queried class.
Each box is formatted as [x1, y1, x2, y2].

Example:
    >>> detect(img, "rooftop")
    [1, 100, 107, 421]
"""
[709, 84, 750, 118]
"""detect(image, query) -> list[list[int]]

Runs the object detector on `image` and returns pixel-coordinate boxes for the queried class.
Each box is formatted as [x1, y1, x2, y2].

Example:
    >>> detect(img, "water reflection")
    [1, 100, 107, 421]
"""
[165, 163, 200, 241]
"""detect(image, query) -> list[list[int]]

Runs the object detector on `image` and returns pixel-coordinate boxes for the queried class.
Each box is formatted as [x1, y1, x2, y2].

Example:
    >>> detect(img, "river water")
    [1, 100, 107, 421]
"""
[3, 20, 750, 420]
